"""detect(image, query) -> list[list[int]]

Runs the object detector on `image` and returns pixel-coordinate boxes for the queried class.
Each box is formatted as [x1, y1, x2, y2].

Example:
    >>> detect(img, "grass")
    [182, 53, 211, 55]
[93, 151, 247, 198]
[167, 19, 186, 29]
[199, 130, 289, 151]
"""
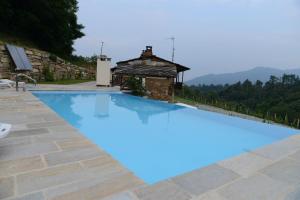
[38, 79, 95, 85]
[174, 96, 199, 106]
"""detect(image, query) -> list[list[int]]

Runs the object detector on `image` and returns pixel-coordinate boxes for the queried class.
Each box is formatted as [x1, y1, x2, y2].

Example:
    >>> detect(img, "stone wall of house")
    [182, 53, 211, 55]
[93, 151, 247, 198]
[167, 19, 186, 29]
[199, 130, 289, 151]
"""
[0, 43, 95, 81]
[145, 77, 174, 101]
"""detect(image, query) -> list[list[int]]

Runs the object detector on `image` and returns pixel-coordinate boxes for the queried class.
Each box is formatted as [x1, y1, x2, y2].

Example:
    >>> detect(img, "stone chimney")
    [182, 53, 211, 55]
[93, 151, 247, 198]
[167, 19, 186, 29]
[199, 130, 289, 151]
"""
[140, 46, 153, 58]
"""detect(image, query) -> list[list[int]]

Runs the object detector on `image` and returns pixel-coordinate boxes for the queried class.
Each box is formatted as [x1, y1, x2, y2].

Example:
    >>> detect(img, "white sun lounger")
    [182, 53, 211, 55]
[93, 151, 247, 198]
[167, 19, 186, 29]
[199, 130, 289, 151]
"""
[0, 123, 11, 139]
[0, 79, 25, 89]
[0, 82, 12, 88]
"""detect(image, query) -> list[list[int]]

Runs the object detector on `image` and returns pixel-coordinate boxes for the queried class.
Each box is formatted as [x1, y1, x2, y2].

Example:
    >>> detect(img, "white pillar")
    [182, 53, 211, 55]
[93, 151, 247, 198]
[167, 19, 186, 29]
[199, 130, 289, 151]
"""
[96, 55, 111, 86]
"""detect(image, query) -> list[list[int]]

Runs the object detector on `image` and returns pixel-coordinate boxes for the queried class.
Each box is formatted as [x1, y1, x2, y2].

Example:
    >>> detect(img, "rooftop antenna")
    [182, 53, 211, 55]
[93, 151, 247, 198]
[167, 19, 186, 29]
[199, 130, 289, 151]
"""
[100, 41, 104, 56]
[168, 37, 175, 62]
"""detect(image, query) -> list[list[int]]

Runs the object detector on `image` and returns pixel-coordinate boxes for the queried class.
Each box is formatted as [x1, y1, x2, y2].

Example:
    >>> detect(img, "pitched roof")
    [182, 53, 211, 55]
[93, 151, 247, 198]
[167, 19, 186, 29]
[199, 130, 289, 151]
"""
[117, 55, 190, 73]
[113, 64, 177, 78]
[114, 46, 190, 77]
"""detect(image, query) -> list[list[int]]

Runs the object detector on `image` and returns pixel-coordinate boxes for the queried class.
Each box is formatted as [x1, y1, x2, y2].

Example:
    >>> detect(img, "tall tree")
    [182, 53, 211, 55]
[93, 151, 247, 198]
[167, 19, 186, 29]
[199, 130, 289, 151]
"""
[0, 0, 84, 57]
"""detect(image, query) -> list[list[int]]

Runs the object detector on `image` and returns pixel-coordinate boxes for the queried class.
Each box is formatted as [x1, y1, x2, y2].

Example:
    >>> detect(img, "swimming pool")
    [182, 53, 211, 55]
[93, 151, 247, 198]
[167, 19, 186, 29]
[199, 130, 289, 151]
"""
[33, 91, 298, 184]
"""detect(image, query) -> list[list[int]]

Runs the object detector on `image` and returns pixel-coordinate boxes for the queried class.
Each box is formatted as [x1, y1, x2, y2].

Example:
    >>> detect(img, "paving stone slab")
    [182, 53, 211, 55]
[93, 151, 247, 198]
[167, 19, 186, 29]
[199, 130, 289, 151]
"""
[45, 173, 143, 200]
[56, 138, 94, 150]
[0, 114, 27, 122]
[134, 181, 192, 200]
[218, 174, 293, 200]
[172, 164, 239, 196]
[33, 132, 83, 143]
[218, 152, 273, 177]
[102, 192, 140, 200]
[0, 142, 58, 161]
[47, 125, 78, 133]
[4, 117, 46, 125]
[194, 191, 228, 200]
[40, 114, 63, 122]
[289, 150, 300, 162]
[0, 137, 32, 148]
[80, 155, 117, 168]
[83, 160, 130, 180]
[0, 156, 44, 177]
[0, 176, 14, 199]
[7, 192, 45, 200]
[16, 163, 86, 195]
[10, 124, 28, 132]
[253, 135, 300, 161]
[8, 128, 49, 138]
[260, 158, 300, 186]
[26, 121, 66, 129]
[44, 146, 103, 166]
[17, 157, 135, 196]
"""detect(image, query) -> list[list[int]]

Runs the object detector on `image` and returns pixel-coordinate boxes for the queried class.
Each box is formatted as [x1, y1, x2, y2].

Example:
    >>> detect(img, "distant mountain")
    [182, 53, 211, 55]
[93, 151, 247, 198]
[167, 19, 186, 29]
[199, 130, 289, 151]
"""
[186, 67, 300, 86]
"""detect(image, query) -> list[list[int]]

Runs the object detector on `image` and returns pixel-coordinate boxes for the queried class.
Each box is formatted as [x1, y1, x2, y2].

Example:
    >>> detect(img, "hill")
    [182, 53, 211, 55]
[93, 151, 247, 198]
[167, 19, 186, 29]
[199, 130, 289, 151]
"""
[186, 67, 300, 86]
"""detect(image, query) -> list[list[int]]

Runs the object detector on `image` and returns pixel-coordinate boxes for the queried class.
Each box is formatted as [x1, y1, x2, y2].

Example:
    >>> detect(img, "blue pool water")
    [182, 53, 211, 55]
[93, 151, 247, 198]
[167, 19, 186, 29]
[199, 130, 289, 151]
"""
[33, 91, 298, 184]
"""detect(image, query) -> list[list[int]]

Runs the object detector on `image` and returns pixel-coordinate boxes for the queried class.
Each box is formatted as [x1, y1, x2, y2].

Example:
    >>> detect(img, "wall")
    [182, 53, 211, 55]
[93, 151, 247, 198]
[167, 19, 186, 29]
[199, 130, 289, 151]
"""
[145, 77, 174, 101]
[0, 43, 95, 81]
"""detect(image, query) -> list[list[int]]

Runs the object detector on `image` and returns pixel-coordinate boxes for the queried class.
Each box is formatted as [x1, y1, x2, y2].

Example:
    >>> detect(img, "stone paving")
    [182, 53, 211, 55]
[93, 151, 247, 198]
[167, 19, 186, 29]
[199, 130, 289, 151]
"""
[0, 84, 300, 200]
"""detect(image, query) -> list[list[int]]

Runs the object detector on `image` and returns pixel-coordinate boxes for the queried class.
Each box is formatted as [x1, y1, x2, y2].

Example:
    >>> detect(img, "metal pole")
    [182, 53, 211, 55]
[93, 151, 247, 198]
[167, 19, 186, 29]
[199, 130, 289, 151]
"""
[167, 37, 175, 62]
[16, 74, 19, 91]
[171, 37, 175, 62]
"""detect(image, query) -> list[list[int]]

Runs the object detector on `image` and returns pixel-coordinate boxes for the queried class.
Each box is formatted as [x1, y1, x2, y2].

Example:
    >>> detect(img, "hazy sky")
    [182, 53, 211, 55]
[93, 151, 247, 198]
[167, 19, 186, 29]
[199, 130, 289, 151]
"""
[74, 0, 300, 80]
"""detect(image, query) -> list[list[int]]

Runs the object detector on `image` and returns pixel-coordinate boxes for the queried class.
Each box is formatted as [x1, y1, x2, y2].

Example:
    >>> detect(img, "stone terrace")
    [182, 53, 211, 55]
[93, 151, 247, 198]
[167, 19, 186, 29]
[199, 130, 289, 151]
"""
[0, 84, 300, 200]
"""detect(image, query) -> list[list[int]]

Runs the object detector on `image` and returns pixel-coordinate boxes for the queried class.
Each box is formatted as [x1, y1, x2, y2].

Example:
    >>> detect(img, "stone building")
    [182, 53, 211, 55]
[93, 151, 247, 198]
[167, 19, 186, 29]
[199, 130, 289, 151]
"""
[112, 46, 190, 101]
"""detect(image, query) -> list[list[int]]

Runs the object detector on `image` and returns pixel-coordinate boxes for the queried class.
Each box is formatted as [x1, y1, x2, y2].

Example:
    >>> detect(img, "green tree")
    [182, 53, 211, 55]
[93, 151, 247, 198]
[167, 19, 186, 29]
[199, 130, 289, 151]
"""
[177, 74, 300, 129]
[0, 0, 84, 58]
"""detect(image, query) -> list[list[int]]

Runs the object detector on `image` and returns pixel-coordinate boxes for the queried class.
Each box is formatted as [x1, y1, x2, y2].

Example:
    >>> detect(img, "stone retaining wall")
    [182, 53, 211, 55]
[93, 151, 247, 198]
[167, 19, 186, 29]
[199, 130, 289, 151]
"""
[0, 43, 95, 81]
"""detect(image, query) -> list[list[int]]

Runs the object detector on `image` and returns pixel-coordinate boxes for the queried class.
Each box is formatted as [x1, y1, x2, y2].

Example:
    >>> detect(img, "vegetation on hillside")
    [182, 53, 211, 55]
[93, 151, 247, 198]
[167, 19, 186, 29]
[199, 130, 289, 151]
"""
[177, 74, 300, 129]
[0, 33, 39, 49]
[0, 0, 84, 58]
[70, 55, 97, 69]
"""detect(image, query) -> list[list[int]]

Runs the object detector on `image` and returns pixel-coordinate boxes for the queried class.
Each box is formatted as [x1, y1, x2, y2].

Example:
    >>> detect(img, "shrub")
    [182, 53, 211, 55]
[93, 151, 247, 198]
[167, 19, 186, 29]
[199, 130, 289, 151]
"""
[42, 65, 54, 81]
[124, 76, 146, 96]
[49, 54, 58, 62]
